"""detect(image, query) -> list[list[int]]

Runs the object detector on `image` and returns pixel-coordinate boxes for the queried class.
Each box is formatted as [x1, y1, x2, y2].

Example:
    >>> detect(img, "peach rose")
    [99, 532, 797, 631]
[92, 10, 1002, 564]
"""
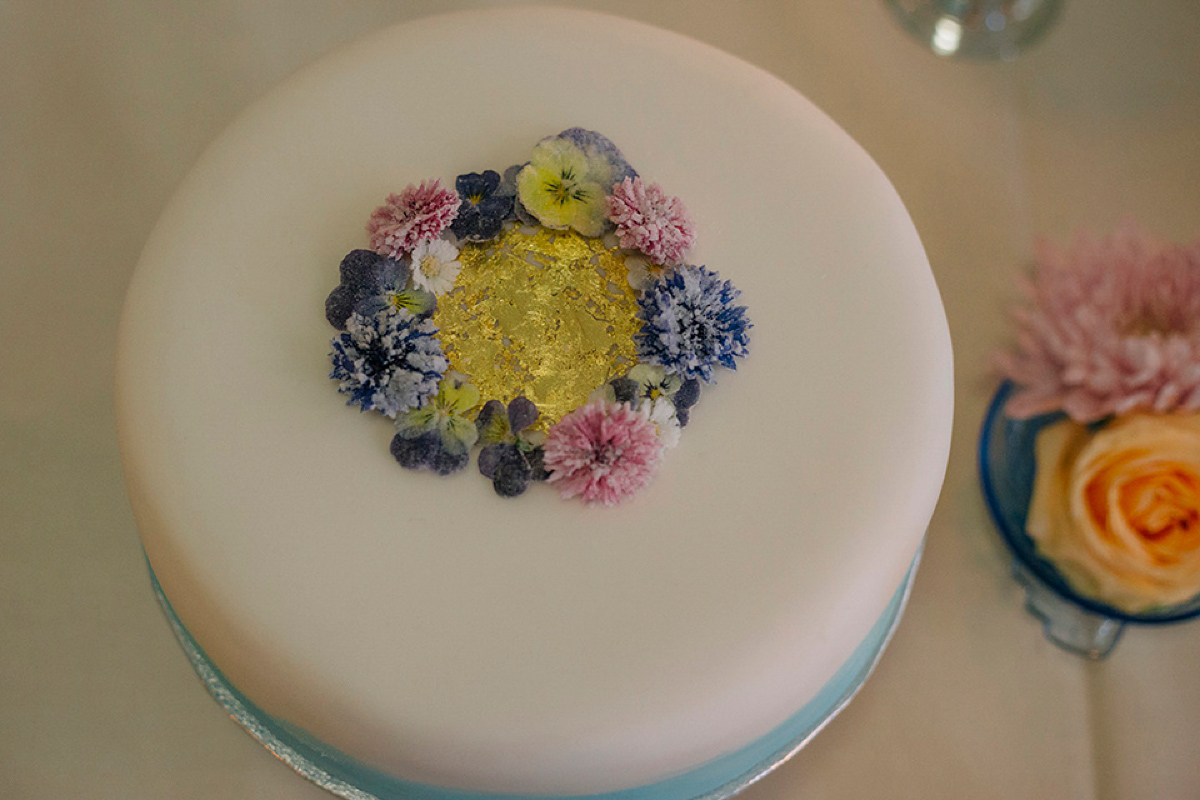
[1027, 413, 1200, 612]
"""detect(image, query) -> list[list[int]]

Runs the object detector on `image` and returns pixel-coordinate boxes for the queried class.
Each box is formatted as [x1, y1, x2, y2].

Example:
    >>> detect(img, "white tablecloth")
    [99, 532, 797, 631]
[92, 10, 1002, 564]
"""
[3, 1, 1198, 797]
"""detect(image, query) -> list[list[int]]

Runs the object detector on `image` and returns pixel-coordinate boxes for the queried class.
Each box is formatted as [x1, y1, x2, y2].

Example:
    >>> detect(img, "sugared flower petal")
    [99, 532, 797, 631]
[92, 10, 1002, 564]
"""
[329, 308, 446, 417]
[325, 250, 408, 330]
[627, 364, 682, 402]
[607, 177, 696, 266]
[516, 138, 610, 236]
[392, 373, 480, 475]
[639, 397, 681, 449]
[409, 238, 462, 296]
[476, 396, 545, 498]
[450, 170, 515, 243]
[636, 265, 751, 382]
[543, 400, 663, 506]
[555, 128, 637, 188]
[366, 180, 459, 258]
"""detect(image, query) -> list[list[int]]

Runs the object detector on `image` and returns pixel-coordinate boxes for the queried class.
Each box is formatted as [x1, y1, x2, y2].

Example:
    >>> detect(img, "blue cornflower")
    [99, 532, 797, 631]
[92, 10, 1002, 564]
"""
[329, 307, 446, 417]
[448, 170, 515, 243]
[635, 265, 751, 383]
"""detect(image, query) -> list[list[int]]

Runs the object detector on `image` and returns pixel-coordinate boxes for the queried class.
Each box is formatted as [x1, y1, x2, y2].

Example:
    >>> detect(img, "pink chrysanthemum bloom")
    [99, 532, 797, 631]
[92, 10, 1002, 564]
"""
[606, 177, 696, 266]
[543, 400, 664, 506]
[366, 180, 459, 258]
[996, 222, 1200, 423]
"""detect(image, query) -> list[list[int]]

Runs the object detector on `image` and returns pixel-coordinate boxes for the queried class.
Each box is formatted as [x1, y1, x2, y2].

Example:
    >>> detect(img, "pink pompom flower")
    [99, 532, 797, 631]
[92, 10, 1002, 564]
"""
[543, 400, 664, 506]
[366, 180, 459, 258]
[996, 222, 1200, 423]
[606, 177, 696, 267]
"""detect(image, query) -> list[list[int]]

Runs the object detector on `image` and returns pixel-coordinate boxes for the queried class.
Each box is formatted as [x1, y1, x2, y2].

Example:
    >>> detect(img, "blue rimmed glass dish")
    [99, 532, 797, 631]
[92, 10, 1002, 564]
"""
[978, 381, 1200, 658]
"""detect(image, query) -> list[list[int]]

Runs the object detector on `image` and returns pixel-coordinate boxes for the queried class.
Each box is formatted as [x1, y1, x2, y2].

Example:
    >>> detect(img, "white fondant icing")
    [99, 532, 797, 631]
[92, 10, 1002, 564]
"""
[116, 8, 952, 795]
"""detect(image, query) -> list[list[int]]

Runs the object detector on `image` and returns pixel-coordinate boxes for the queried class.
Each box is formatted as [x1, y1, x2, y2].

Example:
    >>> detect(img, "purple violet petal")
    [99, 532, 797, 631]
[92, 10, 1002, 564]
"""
[325, 285, 355, 329]
[506, 396, 539, 433]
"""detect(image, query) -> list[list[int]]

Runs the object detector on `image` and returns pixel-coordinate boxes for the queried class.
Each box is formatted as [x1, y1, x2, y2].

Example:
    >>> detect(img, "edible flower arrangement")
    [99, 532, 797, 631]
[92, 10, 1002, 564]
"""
[995, 223, 1200, 612]
[326, 129, 751, 506]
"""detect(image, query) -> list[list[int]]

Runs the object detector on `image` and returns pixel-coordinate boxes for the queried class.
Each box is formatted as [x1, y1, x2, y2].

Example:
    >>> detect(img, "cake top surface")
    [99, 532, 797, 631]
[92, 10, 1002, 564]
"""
[116, 8, 952, 794]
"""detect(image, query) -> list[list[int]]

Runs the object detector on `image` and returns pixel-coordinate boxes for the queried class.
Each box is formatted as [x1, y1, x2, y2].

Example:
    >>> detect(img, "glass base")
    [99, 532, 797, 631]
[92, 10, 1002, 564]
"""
[883, 0, 1063, 60]
[979, 383, 1200, 658]
[1012, 560, 1124, 659]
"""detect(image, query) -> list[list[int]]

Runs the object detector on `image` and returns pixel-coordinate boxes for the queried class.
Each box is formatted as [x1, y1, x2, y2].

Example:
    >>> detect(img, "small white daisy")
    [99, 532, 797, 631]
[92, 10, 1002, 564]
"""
[409, 238, 462, 296]
[639, 396, 681, 450]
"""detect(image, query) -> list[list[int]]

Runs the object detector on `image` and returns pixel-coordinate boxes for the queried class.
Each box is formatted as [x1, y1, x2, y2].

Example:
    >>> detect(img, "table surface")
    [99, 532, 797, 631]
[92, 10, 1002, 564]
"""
[3, 2, 1198, 798]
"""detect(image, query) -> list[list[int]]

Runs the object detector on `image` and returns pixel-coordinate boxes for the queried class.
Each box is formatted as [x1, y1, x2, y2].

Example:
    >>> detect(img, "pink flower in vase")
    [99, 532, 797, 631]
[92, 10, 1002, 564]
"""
[996, 222, 1200, 423]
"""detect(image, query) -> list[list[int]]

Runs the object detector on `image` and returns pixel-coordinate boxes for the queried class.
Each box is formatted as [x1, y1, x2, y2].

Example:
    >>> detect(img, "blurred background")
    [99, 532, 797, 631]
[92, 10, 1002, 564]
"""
[2, 2, 1199, 798]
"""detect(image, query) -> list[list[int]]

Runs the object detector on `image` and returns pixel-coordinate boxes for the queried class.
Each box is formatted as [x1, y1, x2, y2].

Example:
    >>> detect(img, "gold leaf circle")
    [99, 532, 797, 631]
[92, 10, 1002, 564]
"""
[432, 227, 640, 427]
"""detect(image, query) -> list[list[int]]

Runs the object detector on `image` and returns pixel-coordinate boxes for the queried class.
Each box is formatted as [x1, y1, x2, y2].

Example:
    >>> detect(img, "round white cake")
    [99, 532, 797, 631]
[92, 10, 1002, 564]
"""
[116, 8, 952, 799]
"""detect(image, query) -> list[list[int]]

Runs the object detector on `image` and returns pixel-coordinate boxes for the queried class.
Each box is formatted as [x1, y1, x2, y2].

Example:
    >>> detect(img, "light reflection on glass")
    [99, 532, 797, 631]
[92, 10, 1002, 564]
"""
[883, 0, 1063, 60]
[931, 16, 964, 55]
